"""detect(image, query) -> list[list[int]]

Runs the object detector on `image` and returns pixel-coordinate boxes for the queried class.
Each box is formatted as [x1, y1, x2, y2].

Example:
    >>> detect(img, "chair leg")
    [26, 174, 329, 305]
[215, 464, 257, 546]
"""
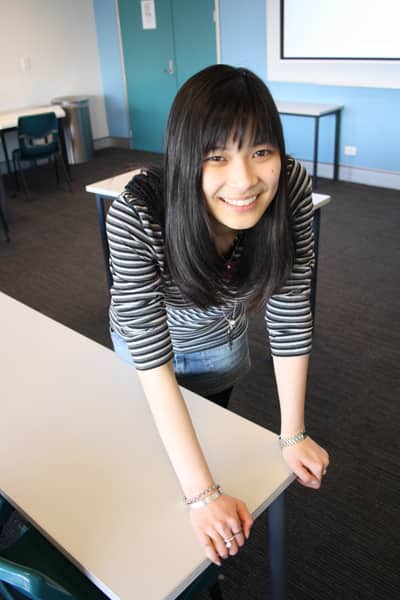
[58, 153, 72, 192]
[53, 155, 60, 184]
[12, 154, 19, 194]
[18, 159, 30, 199]
[0, 205, 10, 242]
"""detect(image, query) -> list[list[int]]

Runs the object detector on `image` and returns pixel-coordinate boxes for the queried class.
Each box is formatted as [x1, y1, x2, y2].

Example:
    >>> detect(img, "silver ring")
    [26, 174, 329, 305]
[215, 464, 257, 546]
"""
[232, 529, 242, 536]
[224, 535, 235, 548]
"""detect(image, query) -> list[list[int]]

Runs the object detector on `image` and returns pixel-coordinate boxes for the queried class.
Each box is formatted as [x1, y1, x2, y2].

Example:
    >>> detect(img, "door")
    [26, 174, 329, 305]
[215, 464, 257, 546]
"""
[118, 0, 217, 152]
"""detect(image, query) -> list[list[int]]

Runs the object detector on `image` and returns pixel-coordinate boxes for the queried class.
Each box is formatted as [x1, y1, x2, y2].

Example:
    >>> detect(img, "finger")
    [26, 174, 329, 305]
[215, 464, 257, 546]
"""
[198, 532, 221, 567]
[197, 532, 222, 566]
[236, 501, 254, 539]
[296, 476, 321, 489]
[209, 529, 232, 560]
[204, 542, 223, 566]
[225, 518, 245, 547]
[214, 527, 239, 557]
[294, 464, 321, 488]
[231, 527, 245, 548]
[307, 460, 329, 481]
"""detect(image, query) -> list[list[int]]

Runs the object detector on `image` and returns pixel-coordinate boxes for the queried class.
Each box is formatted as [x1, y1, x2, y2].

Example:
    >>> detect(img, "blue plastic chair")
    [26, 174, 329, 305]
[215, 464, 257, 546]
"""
[0, 495, 223, 600]
[12, 112, 71, 197]
[0, 496, 109, 600]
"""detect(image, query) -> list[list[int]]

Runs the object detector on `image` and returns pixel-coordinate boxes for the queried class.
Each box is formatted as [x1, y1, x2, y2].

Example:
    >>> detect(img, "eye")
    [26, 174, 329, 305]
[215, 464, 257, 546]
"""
[204, 154, 226, 163]
[253, 147, 274, 159]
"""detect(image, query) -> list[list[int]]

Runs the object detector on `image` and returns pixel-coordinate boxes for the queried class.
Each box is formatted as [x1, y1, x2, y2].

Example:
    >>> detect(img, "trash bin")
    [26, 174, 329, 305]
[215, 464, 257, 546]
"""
[51, 96, 93, 164]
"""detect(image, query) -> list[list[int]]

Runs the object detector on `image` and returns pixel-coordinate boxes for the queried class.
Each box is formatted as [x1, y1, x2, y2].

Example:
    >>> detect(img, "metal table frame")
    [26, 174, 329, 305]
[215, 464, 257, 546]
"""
[277, 102, 343, 188]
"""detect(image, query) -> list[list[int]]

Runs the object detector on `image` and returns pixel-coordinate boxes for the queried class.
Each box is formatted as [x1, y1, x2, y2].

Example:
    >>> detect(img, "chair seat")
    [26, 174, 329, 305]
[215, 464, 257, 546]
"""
[12, 143, 59, 161]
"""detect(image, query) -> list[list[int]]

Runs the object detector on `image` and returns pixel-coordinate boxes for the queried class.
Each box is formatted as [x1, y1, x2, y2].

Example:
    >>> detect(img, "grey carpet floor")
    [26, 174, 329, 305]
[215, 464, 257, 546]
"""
[0, 149, 399, 600]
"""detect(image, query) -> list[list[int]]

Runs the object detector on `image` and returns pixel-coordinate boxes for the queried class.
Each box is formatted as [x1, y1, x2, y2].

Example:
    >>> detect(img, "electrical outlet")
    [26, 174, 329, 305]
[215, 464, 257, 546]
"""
[344, 145, 357, 156]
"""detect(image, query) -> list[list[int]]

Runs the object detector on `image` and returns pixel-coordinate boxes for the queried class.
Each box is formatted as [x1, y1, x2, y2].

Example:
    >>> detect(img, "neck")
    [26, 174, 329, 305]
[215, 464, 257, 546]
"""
[210, 218, 239, 255]
[214, 231, 238, 255]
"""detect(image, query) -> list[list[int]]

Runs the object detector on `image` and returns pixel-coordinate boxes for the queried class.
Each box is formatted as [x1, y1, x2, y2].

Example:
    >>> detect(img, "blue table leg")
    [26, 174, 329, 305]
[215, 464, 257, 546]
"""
[312, 116, 320, 189]
[311, 208, 321, 320]
[95, 195, 112, 289]
[333, 110, 341, 181]
[268, 492, 286, 600]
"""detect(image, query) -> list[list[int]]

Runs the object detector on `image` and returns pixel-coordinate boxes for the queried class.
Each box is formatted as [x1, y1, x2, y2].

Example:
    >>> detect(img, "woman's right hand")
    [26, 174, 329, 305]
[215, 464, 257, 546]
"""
[189, 494, 254, 565]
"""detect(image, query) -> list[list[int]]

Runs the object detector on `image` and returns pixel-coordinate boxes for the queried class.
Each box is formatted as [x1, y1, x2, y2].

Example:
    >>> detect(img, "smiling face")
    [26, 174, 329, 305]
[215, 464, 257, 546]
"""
[201, 135, 282, 239]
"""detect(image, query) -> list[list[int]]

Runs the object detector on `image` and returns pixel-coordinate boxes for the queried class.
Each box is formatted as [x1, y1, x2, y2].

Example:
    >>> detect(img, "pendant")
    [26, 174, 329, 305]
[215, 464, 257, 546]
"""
[227, 319, 236, 330]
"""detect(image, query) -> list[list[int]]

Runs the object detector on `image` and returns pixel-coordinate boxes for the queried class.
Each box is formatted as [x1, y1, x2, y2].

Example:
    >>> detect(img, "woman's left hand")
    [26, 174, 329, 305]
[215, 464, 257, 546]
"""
[282, 436, 329, 489]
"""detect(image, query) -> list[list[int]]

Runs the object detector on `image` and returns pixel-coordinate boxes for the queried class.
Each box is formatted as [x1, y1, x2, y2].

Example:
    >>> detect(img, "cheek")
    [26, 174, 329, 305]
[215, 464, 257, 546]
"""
[270, 162, 281, 185]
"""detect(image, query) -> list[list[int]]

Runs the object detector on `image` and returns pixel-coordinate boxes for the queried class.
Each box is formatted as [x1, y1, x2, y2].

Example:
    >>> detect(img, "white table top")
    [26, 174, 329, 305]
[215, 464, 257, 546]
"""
[0, 292, 294, 600]
[86, 170, 331, 211]
[85, 169, 140, 198]
[0, 104, 65, 130]
[276, 101, 344, 117]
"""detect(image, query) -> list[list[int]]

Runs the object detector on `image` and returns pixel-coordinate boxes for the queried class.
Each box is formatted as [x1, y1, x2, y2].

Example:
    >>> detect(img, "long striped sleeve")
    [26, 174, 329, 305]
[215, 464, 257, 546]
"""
[265, 158, 314, 356]
[106, 196, 174, 370]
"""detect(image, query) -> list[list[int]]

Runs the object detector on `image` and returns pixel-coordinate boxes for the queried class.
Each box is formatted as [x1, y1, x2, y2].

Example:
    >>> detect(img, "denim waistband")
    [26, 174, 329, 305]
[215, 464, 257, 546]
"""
[110, 328, 251, 397]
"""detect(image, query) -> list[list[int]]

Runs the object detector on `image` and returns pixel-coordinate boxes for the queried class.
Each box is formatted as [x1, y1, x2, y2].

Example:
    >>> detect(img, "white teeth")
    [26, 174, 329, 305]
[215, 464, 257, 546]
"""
[220, 195, 257, 207]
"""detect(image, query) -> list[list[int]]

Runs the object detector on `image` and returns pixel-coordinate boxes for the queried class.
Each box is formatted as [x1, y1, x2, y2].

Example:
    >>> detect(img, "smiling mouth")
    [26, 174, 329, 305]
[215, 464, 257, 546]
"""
[219, 195, 257, 207]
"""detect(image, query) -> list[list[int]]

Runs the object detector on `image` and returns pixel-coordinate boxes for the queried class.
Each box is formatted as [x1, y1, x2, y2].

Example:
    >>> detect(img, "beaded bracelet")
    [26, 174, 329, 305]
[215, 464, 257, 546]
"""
[279, 431, 308, 448]
[183, 483, 221, 505]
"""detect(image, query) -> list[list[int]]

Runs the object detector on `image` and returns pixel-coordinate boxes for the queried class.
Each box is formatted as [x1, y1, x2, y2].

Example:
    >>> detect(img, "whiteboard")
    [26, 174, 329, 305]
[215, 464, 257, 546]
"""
[266, 0, 400, 88]
[281, 0, 400, 60]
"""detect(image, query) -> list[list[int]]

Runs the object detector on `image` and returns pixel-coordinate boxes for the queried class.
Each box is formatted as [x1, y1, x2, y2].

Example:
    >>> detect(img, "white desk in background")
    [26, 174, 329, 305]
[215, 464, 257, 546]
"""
[0, 292, 294, 600]
[0, 104, 67, 177]
[276, 101, 344, 188]
[86, 171, 331, 315]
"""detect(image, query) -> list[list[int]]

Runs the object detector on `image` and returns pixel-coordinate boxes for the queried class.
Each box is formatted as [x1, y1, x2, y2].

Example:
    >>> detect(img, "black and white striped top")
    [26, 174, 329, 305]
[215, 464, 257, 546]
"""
[106, 157, 314, 370]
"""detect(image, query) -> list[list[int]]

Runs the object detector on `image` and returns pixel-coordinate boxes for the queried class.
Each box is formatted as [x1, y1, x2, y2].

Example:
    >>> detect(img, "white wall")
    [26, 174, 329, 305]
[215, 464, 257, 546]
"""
[0, 0, 108, 146]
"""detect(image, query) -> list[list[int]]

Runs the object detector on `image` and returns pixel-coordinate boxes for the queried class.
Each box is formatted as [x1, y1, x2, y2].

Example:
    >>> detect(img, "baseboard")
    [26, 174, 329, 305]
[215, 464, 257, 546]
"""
[300, 160, 400, 191]
[93, 137, 131, 150]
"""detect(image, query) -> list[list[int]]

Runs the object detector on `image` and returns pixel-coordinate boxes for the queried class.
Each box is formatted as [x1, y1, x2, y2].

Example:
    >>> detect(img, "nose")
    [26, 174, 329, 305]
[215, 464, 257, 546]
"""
[226, 156, 257, 193]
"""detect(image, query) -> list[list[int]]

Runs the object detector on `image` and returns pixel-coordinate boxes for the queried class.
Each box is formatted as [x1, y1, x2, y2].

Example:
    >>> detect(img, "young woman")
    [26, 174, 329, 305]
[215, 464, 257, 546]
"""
[106, 64, 329, 566]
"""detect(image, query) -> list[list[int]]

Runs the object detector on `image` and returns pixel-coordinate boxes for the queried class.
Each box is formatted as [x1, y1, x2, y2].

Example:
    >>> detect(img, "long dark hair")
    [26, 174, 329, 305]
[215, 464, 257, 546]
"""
[163, 65, 294, 310]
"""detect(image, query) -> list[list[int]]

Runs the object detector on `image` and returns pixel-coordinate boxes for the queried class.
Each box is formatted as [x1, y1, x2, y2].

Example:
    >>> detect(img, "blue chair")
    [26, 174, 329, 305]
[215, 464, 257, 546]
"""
[0, 495, 223, 600]
[0, 496, 109, 600]
[12, 112, 71, 197]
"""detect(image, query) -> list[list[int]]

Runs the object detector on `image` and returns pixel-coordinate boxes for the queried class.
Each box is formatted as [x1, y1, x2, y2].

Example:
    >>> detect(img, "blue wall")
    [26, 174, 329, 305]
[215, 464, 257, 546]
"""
[219, 0, 400, 175]
[219, 0, 266, 79]
[93, 0, 129, 138]
[94, 0, 400, 177]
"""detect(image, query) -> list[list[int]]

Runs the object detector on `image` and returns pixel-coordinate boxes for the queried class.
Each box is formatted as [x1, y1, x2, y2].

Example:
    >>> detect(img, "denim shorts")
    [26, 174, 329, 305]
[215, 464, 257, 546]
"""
[110, 329, 251, 397]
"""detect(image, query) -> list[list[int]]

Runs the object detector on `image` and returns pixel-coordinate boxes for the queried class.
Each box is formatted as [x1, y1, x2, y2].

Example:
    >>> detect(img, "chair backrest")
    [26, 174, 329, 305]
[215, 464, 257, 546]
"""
[0, 556, 74, 599]
[17, 112, 59, 158]
[0, 495, 108, 600]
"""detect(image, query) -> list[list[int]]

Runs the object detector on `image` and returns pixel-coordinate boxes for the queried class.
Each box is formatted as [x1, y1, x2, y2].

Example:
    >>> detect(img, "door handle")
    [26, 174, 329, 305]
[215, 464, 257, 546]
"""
[164, 59, 175, 75]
